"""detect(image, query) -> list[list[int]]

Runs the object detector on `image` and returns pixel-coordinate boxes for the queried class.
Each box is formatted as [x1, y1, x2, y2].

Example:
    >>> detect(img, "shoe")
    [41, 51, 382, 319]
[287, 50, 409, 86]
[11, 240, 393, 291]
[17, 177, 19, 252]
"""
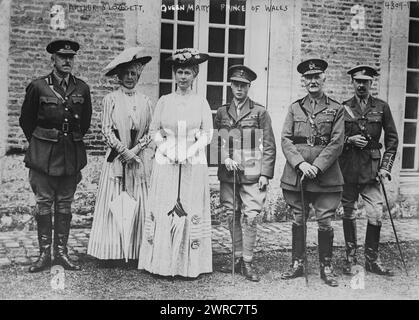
[320, 258, 339, 287]
[281, 259, 304, 279]
[241, 260, 260, 282]
[219, 257, 243, 273]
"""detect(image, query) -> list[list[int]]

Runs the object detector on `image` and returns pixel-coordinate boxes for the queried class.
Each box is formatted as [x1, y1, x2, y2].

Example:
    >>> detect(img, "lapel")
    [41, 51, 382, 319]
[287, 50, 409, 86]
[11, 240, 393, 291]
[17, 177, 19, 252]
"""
[349, 96, 363, 118]
[65, 75, 76, 97]
[301, 95, 313, 115]
[237, 98, 251, 122]
[362, 95, 374, 115]
[50, 73, 66, 99]
[313, 95, 328, 115]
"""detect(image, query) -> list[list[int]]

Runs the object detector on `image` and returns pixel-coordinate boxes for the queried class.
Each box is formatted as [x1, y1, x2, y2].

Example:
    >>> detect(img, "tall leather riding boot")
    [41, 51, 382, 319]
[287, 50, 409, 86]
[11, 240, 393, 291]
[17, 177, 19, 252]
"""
[318, 229, 338, 287]
[53, 214, 81, 271]
[342, 218, 357, 275]
[365, 222, 394, 276]
[281, 224, 305, 279]
[29, 214, 52, 273]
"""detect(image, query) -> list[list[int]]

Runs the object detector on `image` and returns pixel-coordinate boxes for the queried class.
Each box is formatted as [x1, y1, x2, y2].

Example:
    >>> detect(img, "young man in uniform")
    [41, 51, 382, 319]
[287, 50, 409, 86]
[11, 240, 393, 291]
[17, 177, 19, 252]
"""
[215, 65, 276, 282]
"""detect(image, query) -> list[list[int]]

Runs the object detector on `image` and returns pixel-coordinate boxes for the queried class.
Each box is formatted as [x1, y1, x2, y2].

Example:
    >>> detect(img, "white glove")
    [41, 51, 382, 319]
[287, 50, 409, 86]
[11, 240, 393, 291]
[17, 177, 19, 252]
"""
[120, 148, 140, 163]
[186, 143, 199, 160]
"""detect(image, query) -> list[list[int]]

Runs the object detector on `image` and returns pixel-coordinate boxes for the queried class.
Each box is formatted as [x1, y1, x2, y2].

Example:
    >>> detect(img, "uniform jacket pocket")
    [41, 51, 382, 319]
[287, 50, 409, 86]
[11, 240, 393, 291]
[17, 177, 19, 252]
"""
[316, 114, 335, 135]
[71, 96, 85, 104]
[24, 135, 55, 175]
[293, 116, 307, 136]
[40, 96, 59, 104]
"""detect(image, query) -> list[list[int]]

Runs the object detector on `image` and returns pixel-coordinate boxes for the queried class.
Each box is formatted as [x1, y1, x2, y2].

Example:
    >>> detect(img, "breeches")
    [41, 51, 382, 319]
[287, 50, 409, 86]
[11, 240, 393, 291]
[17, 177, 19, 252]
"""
[29, 169, 81, 216]
[283, 190, 342, 231]
[220, 182, 266, 262]
[341, 182, 383, 226]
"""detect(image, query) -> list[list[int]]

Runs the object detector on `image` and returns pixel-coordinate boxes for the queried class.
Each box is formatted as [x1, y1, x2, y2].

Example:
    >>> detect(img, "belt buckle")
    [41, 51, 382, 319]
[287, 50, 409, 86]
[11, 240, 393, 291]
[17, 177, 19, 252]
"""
[307, 136, 315, 147]
[62, 123, 69, 133]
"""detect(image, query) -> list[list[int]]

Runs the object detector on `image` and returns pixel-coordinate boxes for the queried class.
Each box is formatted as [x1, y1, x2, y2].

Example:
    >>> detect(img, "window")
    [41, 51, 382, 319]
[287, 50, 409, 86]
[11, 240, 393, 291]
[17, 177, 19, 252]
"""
[206, 0, 246, 111]
[159, 0, 248, 109]
[402, 2, 419, 171]
[159, 0, 197, 97]
[158, 0, 250, 167]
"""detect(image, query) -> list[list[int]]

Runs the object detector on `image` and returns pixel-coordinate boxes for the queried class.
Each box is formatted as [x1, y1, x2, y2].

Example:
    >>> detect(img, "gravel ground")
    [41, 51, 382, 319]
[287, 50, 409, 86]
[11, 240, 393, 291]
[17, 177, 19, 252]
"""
[0, 242, 418, 300]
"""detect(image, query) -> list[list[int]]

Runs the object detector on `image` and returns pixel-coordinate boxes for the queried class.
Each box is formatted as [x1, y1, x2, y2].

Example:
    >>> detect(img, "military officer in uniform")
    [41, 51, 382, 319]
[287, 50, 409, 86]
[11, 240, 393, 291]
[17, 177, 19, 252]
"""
[215, 65, 276, 282]
[280, 59, 344, 287]
[339, 65, 398, 276]
[19, 39, 92, 272]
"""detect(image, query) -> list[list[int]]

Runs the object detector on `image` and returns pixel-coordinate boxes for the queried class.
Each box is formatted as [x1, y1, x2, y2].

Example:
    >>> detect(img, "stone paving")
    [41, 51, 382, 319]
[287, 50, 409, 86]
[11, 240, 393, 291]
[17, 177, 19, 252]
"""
[0, 219, 418, 268]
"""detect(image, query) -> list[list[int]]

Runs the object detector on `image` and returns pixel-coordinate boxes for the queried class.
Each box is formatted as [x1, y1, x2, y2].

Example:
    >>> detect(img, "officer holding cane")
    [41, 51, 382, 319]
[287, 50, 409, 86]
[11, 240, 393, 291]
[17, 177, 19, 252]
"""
[280, 59, 344, 287]
[215, 65, 276, 282]
[339, 65, 398, 276]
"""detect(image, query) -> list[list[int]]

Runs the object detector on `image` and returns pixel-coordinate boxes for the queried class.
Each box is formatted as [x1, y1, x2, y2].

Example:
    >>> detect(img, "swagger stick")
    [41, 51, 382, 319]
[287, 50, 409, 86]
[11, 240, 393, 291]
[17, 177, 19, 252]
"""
[379, 176, 409, 276]
[300, 174, 309, 286]
[232, 167, 237, 285]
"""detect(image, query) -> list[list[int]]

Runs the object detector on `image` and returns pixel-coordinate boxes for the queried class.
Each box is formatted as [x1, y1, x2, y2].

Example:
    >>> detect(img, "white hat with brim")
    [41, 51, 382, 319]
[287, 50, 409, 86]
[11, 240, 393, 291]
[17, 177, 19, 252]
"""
[103, 47, 152, 77]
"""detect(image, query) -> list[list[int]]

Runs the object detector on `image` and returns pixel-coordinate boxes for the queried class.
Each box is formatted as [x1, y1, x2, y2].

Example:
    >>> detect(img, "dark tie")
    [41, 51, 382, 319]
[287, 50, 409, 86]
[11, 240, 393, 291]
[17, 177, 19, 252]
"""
[360, 99, 366, 113]
[236, 102, 243, 117]
[310, 100, 316, 113]
[60, 79, 67, 92]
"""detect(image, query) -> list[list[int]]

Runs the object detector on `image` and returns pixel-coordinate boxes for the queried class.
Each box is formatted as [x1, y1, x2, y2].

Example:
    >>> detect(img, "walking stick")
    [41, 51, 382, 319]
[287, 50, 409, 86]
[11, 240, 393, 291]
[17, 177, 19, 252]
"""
[378, 176, 409, 276]
[232, 167, 237, 285]
[300, 174, 309, 286]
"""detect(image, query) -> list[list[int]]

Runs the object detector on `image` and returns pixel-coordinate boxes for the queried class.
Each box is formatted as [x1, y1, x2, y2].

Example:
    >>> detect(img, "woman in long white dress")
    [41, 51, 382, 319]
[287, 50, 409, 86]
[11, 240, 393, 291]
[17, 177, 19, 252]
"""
[87, 48, 154, 263]
[138, 48, 213, 278]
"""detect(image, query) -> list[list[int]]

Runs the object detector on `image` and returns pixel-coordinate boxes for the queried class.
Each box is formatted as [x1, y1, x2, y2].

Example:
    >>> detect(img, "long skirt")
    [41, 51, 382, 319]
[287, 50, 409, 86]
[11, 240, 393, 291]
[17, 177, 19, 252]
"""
[138, 161, 213, 277]
[87, 160, 148, 260]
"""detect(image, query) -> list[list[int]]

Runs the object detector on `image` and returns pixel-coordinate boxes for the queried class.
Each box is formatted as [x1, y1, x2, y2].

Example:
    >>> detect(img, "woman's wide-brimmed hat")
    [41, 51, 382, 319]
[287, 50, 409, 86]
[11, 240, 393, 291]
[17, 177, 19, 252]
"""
[165, 48, 209, 67]
[103, 47, 152, 76]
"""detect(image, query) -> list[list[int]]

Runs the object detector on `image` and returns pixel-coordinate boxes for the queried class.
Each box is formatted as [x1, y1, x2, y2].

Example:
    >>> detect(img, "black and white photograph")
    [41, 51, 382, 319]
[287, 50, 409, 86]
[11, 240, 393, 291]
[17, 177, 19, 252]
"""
[0, 0, 418, 303]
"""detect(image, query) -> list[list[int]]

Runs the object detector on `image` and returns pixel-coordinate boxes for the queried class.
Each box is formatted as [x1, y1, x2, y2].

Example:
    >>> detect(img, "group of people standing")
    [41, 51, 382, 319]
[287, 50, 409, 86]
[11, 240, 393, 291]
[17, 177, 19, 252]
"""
[19, 38, 398, 288]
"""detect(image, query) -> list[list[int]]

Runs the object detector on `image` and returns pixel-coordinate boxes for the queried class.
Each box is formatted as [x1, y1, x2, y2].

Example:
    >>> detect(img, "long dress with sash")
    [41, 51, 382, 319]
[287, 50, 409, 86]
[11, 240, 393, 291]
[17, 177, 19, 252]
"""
[87, 86, 154, 260]
[138, 91, 213, 277]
